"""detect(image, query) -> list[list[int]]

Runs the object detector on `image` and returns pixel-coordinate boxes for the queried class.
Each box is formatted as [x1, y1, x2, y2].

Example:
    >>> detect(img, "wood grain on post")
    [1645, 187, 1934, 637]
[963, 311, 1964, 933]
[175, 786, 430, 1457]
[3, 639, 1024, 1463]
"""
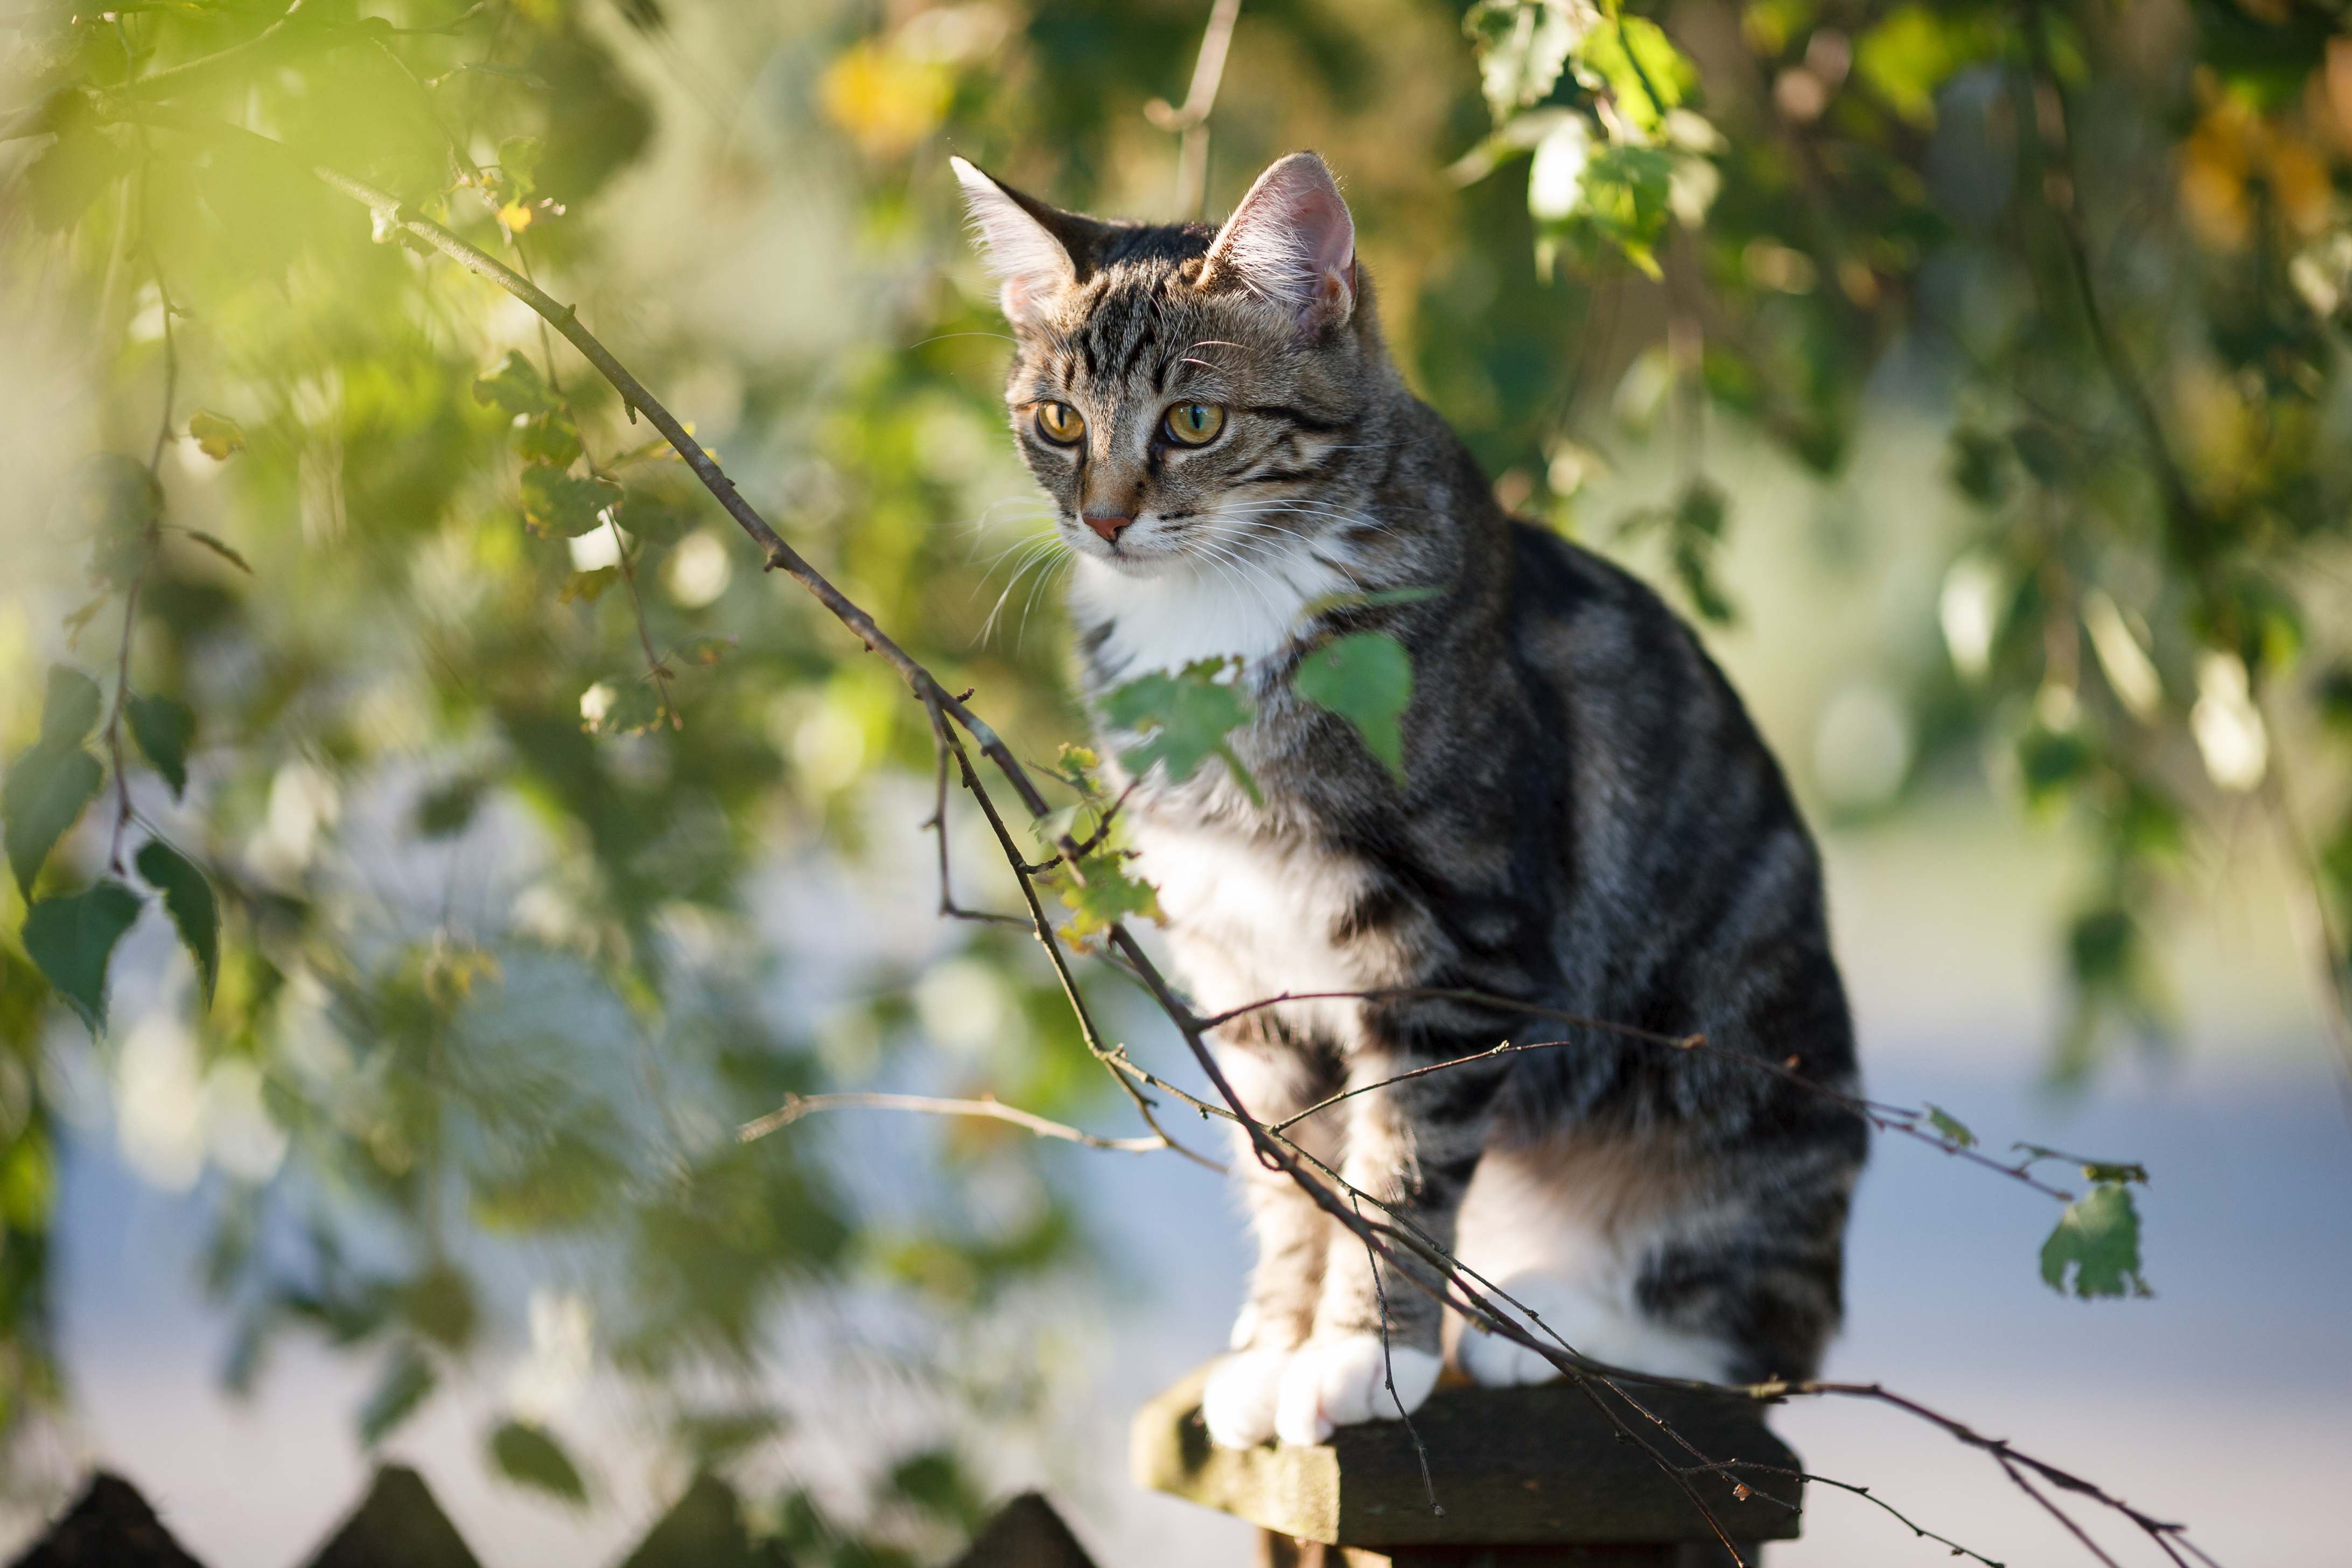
[1131, 1363, 1803, 1566]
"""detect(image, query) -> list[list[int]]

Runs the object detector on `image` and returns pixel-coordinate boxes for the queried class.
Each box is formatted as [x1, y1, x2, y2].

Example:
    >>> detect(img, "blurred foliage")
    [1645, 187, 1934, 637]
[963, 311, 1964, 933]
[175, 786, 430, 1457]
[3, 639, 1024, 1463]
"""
[0, 0, 2346, 1540]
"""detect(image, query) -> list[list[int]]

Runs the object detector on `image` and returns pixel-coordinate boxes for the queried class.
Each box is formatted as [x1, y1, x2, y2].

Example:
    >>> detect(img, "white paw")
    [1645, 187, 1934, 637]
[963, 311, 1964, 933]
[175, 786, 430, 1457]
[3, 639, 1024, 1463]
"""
[1456, 1275, 1732, 1386]
[1203, 1348, 1291, 1448]
[1273, 1336, 1440, 1446]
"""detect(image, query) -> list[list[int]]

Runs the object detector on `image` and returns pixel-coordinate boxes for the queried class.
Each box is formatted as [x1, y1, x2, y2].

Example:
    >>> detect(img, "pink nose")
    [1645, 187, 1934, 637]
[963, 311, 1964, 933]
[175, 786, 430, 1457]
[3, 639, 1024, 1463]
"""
[1084, 513, 1132, 543]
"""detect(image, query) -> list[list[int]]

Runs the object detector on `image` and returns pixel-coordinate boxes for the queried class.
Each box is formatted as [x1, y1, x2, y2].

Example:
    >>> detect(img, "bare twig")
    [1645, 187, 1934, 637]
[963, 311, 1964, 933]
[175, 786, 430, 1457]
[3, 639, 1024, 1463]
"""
[1143, 0, 1243, 220]
[739, 1090, 1175, 1153]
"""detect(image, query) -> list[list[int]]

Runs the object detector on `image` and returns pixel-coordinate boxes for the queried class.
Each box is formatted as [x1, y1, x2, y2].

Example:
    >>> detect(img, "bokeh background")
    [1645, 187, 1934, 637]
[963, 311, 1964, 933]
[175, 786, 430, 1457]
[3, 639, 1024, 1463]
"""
[3, 0, 2350, 1563]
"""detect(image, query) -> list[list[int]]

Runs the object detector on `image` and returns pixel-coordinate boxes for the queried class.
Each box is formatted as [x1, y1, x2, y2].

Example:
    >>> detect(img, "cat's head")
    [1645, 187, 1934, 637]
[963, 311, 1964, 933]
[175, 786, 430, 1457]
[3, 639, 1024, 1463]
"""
[952, 152, 1384, 581]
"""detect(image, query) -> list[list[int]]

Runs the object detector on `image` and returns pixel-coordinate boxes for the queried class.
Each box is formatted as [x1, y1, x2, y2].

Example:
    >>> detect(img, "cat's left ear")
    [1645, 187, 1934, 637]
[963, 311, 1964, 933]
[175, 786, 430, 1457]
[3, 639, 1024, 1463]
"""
[1203, 152, 1357, 338]
[950, 156, 1103, 330]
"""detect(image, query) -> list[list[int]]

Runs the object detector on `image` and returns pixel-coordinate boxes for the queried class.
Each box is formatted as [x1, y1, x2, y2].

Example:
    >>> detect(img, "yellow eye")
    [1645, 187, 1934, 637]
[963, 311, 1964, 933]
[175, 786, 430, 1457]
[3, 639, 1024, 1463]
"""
[1164, 403, 1227, 446]
[1034, 402, 1086, 445]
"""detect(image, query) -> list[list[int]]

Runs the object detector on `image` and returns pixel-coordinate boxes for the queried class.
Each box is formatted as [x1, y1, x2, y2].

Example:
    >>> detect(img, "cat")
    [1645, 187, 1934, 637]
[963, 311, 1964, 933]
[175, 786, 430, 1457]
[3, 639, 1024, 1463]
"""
[953, 150, 1866, 1451]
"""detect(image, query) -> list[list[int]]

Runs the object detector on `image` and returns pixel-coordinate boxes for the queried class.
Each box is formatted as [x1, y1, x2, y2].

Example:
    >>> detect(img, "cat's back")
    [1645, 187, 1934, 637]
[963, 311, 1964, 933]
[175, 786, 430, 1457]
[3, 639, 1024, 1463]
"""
[1492, 521, 1847, 1059]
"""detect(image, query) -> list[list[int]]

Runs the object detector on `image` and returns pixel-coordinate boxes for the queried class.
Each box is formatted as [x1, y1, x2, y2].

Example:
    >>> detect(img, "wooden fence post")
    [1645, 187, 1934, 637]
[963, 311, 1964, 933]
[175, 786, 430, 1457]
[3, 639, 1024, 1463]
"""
[1131, 1363, 1803, 1567]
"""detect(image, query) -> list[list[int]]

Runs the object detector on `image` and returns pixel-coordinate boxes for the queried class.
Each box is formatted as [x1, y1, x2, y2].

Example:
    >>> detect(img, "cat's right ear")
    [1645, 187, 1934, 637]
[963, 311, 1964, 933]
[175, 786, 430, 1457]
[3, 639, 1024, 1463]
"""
[950, 157, 1095, 330]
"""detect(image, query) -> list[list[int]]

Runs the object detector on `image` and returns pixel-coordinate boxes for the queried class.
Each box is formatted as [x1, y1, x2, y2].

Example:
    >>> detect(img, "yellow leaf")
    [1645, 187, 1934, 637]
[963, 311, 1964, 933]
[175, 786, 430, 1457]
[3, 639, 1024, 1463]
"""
[498, 200, 534, 233]
[818, 41, 951, 159]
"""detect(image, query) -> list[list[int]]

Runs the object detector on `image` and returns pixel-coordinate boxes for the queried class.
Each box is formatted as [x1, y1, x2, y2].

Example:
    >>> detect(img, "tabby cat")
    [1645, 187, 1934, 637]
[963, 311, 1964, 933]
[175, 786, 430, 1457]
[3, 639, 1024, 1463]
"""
[954, 151, 1866, 1449]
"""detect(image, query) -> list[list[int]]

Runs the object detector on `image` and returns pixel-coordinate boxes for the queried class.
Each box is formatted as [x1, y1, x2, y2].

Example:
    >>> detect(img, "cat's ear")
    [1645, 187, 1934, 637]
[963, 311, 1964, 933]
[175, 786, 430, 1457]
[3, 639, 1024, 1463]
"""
[950, 156, 1101, 330]
[1203, 152, 1357, 337]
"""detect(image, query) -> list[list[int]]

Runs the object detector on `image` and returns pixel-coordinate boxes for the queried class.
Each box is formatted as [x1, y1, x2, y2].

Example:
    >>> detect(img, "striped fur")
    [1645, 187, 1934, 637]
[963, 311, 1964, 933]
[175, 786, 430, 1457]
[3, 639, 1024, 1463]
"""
[958, 154, 1866, 1448]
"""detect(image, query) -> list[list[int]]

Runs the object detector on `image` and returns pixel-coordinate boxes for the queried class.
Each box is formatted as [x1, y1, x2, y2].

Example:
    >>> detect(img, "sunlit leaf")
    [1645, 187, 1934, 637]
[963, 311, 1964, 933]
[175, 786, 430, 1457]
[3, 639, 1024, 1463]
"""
[491, 1419, 588, 1503]
[1464, 0, 1592, 119]
[2015, 1144, 2150, 1186]
[1098, 658, 1258, 801]
[522, 465, 622, 537]
[1042, 851, 1164, 946]
[1578, 18, 1695, 135]
[135, 839, 219, 1005]
[359, 1344, 436, 1444]
[1294, 632, 1413, 782]
[2039, 1184, 2151, 1299]
[187, 410, 248, 460]
[126, 694, 195, 798]
[21, 880, 143, 1033]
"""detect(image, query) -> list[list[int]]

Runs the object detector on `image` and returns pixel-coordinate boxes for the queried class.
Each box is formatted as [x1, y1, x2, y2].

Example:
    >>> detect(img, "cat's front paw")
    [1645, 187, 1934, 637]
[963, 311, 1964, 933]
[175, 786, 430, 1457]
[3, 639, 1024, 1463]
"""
[1202, 1347, 1292, 1448]
[1273, 1336, 1440, 1446]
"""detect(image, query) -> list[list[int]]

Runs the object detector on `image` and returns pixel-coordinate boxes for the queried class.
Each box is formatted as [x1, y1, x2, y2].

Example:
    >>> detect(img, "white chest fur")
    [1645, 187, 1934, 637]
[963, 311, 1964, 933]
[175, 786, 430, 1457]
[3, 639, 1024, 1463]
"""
[1068, 538, 1350, 681]
[1129, 817, 1385, 1044]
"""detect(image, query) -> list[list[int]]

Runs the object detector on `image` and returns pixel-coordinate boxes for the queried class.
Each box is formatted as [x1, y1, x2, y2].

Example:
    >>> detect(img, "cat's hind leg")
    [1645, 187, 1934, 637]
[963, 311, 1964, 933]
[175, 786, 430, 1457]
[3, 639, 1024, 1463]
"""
[1448, 1133, 1739, 1388]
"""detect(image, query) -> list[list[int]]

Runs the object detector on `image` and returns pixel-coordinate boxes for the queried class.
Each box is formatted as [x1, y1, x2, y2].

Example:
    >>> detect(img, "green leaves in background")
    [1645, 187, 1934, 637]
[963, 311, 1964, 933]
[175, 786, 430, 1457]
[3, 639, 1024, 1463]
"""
[521, 465, 622, 538]
[474, 352, 562, 418]
[125, 694, 194, 799]
[2040, 1184, 2151, 1300]
[21, 881, 142, 1033]
[1294, 632, 1414, 783]
[1098, 658, 1258, 802]
[4, 668, 105, 895]
[1464, 0, 1584, 117]
[491, 1419, 588, 1504]
[186, 410, 247, 461]
[359, 1345, 436, 1445]
[135, 840, 218, 1005]
[62, 454, 162, 589]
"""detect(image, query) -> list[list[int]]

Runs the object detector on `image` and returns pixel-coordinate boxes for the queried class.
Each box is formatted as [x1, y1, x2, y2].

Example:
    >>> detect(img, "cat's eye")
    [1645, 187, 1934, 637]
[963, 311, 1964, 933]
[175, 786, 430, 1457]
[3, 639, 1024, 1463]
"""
[1163, 403, 1227, 446]
[1034, 402, 1086, 445]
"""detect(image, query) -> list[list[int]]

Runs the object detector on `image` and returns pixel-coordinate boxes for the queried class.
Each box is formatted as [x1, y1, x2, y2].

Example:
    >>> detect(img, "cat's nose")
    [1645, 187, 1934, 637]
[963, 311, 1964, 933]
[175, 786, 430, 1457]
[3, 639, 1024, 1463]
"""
[1083, 513, 1133, 543]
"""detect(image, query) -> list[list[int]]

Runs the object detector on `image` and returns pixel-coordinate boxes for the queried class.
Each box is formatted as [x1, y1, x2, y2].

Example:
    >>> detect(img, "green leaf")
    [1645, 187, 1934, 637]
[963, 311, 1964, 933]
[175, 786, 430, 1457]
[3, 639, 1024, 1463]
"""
[521, 465, 622, 537]
[126, 694, 195, 798]
[473, 351, 561, 418]
[1295, 631, 1414, 783]
[1578, 18, 1696, 135]
[497, 135, 548, 200]
[1044, 852, 1164, 946]
[1465, 0, 1590, 119]
[558, 566, 619, 604]
[22, 880, 143, 1032]
[515, 410, 584, 467]
[1922, 1103, 1977, 1150]
[1098, 659, 1259, 801]
[2014, 1143, 2150, 1186]
[37, 666, 102, 748]
[580, 680, 666, 736]
[25, 124, 129, 233]
[59, 454, 162, 589]
[3, 741, 103, 895]
[1854, 4, 1989, 128]
[135, 839, 219, 1005]
[359, 1344, 436, 1444]
[186, 410, 247, 460]
[2039, 1183, 2151, 1299]
[490, 1419, 587, 1503]
[181, 530, 253, 573]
